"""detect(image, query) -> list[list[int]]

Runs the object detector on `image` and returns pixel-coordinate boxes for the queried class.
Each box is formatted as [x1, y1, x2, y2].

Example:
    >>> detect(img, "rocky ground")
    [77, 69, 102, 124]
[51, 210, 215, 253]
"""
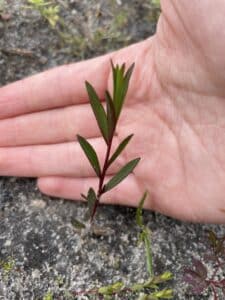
[0, 1, 224, 299]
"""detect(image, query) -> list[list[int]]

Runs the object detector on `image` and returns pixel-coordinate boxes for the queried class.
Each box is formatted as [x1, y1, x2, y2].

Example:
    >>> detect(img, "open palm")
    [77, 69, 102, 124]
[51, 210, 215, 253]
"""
[0, 0, 224, 223]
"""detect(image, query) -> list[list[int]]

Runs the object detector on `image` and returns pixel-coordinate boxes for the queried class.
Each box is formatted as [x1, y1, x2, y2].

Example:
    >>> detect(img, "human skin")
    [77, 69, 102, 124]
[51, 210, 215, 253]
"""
[0, 0, 224, 223]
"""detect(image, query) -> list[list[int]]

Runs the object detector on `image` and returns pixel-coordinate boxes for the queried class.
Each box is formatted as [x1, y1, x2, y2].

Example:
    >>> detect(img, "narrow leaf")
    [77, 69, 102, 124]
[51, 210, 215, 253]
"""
[136, 191, 148, 227]
[111, 60, 117, 97]
[71, 218, 86, 229]
[105, 90, 116, 140]
[117, 63, 135, 118]
[108, 134, 133, 167]
[84, 188, 98, 221]
[114, 64, 124, 118]
[103, 158, 140, 192]
[85, 81, 108, 143]
[77, 135, 101, 177]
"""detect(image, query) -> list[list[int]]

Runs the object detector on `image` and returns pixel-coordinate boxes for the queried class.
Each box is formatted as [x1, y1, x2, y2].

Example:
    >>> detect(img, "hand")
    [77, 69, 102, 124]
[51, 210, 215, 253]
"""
[0, 0, 224, 223]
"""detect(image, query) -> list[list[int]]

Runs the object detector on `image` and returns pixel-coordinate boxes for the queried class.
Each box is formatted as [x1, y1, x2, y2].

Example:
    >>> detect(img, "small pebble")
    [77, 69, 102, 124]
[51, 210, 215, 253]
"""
[38, 56, 48, 65]
[32, 269, 40, 279]
[4, 240, 11, 247]
[30, 199, 46, 209]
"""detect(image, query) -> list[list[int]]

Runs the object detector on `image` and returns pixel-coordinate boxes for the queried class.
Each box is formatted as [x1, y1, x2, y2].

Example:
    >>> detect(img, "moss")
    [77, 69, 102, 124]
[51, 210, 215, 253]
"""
[0, 257, 15, 274]
[43, 291, 53, 300]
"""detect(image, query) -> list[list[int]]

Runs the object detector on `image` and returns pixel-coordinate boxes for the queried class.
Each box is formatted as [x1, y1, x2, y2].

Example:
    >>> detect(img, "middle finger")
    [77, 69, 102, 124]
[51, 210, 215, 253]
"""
[0, 103, 101, 146]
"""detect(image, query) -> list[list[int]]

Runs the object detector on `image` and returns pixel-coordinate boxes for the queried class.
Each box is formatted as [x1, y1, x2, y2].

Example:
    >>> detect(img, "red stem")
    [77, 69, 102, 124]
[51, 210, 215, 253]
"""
[90, 135, 113, 222]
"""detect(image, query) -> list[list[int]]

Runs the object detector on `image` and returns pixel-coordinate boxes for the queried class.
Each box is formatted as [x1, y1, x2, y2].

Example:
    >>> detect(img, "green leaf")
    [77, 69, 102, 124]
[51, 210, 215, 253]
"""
[117, 63, 134, 118]
[113, 63, 124, 118]
[77, 135, 101, 177]
[136, 191, 148, 227]
[105, 90, 116, 140]
[117, 63, 134, 119]
[121, 63, 135, 106]
[111, 62, 135, 120]
[84, 188, 97, 220]
[151, 289, 173, 299]
[71, 218, 86, 229]
[103, 158, 140, 192]
[85, 81, 108, 143]
[108, 134, 133, 168]
[111, 60, 117, 101]
[99, 282, 124, 295]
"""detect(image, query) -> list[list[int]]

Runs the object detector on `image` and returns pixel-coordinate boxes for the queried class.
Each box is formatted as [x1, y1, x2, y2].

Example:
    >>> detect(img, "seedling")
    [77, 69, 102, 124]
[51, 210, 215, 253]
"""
[72, 63, 173, 298]
[27, 0, 60, 28]
[43, 291, 53, 300]
[77, 61, 140, 223]
[73, 192, 173, 299]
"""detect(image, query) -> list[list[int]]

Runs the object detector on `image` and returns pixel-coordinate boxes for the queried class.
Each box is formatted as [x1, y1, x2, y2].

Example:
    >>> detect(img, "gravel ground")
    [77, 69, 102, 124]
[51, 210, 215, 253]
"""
[0, 1, 224, 299]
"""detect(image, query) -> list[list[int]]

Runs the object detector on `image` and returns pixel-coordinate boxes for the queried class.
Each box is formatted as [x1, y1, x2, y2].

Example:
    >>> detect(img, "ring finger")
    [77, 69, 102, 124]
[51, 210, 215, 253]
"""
[0, 137, 124, 177]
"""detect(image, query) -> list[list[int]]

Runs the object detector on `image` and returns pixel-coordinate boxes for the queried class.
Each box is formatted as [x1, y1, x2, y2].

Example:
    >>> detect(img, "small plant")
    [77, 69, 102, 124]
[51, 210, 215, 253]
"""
[77, 61, 140, 223]
[27, 0, 60, 28]
[43, 291, 53, 300]
[71, 63, 173, 299]
[73, 192, 173, 299]
[0, 256, 15, 275]
[183, 230, 225, 299]
[0, 256, 15, 282]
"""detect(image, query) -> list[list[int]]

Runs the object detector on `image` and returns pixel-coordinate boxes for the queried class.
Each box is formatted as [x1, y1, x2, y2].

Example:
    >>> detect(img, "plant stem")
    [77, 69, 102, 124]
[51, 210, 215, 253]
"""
[90, 136, 113, 222]
[144, 230, 154, 278]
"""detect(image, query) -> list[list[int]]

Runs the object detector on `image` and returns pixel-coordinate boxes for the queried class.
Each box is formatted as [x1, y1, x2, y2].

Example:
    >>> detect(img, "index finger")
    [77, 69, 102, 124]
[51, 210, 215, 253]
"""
[0, 52, 112, 119]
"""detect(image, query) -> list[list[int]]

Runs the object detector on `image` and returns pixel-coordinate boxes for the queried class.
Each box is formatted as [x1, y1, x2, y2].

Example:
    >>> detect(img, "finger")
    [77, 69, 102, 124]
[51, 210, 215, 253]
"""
[0, 137, 124, 177]
[0, 53, 112, 119]
[37, 174, 145, 207]
[0, 103, 101, 146]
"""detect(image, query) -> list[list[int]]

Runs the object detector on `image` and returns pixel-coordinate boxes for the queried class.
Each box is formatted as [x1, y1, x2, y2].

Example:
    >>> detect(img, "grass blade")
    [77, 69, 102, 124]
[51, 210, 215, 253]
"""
[136, 191, 147, 227]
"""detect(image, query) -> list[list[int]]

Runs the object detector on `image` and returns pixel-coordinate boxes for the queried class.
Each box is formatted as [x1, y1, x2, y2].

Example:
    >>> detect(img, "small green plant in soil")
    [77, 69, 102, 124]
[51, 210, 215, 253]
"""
[183, 230, 225, 299]
[71, 62, 173, 299]
[73, 192, 173, 299]
[0, 256, 15, 275]
[27, 0, 60, 28]
[0, 256, 15, 282]
[43, 291, 53, 300]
